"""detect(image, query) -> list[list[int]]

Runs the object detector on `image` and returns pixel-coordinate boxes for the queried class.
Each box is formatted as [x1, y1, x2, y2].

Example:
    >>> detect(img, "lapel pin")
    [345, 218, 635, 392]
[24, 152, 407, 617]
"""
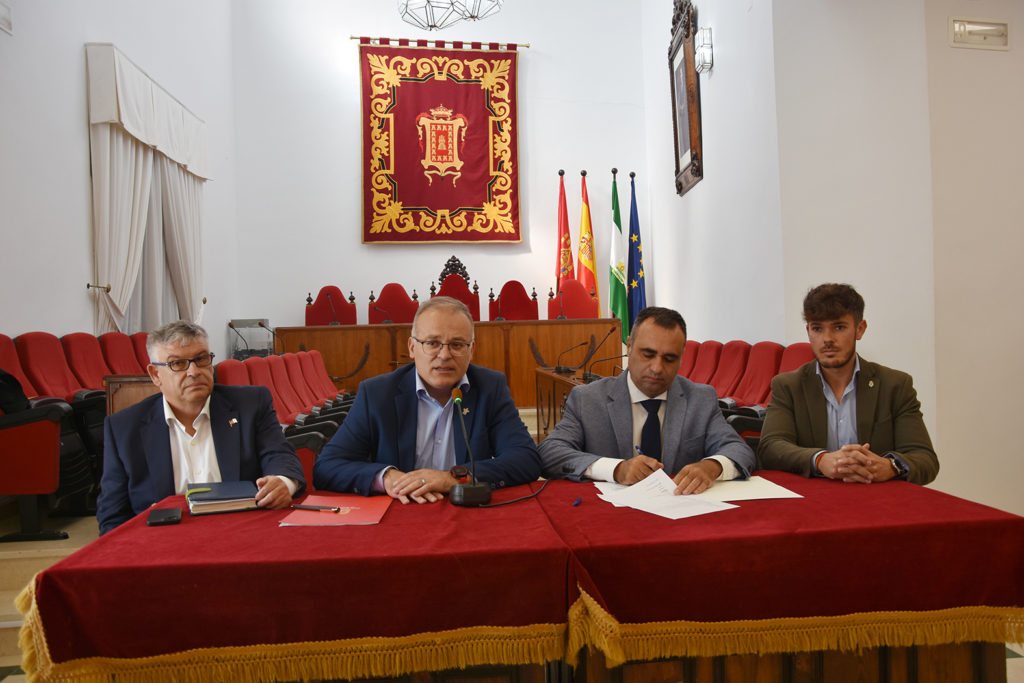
[462, 408, 469, 416]
[228, 418, 238, 427]
[868, 380, 874, 388]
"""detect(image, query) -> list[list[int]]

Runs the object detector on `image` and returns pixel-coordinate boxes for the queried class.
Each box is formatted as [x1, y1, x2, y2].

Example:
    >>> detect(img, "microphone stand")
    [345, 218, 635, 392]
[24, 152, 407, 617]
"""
[449, 388, 492, 506]
[553, 340, 588, 374]
[258, 321, 285, 354]
[226, 322, 251, 359]
[556, 290, 567, 320]
[374, 306, 393, 324]
[326, 293, 340, 326]
[583, 353, 627, 383]
[493, 294, 505, 321]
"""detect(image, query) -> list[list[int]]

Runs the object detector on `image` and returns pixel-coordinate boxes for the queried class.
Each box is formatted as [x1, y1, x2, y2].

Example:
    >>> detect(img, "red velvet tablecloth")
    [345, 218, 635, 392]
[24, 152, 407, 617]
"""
[18, 473, 1024, 679]
[535, 472, 1024, 663]
[22, 485, 570, 680]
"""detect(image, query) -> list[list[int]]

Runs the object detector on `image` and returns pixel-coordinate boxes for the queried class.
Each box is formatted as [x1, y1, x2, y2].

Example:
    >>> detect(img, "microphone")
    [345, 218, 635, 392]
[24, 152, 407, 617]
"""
[374, 306, 393, 324]
[226, 322, 251, 358]
[493, 294, 505, 321]
[553, 340, 588, 374]
[583, 353, 627, 383]
[257, 321, 284, 354]
[581, 326, 618, 382]
[556, 290, 567, 320]
[326, 292, 341, 326]
[449, 387, 492, 507]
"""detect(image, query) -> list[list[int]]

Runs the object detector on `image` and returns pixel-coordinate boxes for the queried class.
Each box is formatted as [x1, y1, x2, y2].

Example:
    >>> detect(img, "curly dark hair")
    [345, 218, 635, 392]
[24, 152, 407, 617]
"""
[802, 283, 865, 323]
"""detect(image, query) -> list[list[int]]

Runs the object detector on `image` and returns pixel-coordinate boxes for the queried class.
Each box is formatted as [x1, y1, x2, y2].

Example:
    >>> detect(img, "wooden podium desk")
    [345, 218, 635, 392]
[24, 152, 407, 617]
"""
[535, 368, 585, 441]
[276, 319, 621, 408]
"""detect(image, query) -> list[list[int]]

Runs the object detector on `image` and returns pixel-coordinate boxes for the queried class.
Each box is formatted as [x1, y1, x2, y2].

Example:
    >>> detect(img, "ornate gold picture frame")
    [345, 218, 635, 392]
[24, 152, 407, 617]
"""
[669, 0, 704, 196]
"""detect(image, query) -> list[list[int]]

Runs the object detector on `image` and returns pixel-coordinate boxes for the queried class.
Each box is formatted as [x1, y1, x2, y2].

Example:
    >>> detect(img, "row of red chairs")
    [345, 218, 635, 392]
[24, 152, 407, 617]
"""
[1, 331, 150, 403]
[215, 351, 354, 490]
[678, 340, 815, 415]
[306, 277, 600, 326]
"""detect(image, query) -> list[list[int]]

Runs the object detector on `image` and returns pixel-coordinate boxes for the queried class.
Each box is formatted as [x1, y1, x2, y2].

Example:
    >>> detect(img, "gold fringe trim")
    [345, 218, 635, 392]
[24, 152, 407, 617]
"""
[17, 575, 565, 683]
[570, 590, 1024, 668]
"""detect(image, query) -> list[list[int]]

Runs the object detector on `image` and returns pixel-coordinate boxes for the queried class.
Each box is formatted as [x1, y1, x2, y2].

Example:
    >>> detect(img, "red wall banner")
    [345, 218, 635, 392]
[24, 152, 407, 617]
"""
[360, 42, 521, 244]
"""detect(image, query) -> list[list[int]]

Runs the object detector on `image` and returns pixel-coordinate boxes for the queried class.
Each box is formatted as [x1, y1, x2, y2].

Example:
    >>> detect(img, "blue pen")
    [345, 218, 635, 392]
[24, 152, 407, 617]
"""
[635, 444, 644, 456]
[572, 497, 582, 507]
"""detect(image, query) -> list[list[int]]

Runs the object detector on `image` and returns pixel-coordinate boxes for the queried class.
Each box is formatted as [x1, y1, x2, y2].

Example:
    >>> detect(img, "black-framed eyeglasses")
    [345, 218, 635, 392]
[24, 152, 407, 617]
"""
[412, 337, 472, 357]
[151, 352, 216, 372]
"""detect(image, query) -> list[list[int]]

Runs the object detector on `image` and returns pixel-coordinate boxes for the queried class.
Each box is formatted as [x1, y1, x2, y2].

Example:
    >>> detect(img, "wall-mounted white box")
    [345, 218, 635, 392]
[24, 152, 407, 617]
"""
[949, 17, 1009, 51]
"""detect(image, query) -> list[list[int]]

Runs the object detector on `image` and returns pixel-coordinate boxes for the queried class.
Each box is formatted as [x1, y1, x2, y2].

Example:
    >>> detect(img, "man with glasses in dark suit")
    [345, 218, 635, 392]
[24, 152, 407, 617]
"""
[314, 297, 541, 503]
[97, 320, 304, 534]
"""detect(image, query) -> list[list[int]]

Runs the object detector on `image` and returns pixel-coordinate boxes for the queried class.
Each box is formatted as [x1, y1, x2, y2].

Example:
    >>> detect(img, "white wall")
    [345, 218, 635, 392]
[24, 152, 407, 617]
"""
[772, 0, 938, 436]
[925, 0, 1024, 516]
[641, 0, 786, 344]
[0, 0, 237, 354]
[229, 0, 649, 327]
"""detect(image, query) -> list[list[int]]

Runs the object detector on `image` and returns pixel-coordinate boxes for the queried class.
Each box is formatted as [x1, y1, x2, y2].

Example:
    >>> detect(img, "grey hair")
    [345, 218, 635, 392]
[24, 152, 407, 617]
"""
[146, 320, 209, 361]
[411, 296, 474, 338]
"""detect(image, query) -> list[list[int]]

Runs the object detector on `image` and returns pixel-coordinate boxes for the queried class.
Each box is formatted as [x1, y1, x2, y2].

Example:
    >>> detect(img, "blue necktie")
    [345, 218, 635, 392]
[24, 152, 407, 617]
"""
[640, 399, 662, 461]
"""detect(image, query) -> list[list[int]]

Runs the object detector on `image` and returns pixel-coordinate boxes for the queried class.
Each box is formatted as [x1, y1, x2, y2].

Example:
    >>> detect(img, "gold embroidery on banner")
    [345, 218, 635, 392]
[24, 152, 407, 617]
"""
[364, 50, 516, 237]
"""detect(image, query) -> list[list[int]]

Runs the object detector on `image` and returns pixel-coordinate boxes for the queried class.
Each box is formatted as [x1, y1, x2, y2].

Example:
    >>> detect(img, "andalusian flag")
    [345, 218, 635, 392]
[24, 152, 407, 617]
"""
[555, 170, 574, 289]
[627, 173, 647, 327]
[576, 172, 599, 307]
[608, 171, 628, 343]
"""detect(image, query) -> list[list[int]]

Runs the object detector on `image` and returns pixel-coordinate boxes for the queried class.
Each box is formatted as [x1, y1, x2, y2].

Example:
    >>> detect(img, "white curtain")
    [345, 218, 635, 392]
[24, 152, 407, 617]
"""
[90, 124, 154, 333]
[86, 43, 209, 334]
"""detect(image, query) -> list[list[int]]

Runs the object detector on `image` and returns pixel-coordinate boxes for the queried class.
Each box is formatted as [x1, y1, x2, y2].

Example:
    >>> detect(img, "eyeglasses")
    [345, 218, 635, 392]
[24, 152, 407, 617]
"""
[151, 352, 216, 372]
[412, 337, 472, 357]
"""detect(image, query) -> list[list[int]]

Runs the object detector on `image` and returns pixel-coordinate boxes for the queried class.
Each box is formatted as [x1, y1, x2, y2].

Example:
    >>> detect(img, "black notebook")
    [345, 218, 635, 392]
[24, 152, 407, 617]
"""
[186, 481, 259, 515]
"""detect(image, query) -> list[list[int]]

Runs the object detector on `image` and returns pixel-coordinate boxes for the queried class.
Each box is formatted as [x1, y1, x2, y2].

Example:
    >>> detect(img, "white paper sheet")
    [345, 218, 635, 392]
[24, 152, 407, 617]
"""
[597, 469, 737, 520]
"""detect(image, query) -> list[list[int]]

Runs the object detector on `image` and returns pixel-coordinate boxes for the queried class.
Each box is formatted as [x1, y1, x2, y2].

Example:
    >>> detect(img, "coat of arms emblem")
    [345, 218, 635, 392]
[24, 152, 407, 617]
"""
[416, 104, 468, 186]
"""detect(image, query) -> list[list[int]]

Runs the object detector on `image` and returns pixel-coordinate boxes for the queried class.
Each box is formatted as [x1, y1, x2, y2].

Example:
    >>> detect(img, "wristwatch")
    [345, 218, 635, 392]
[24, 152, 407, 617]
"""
[449, 465, 470, 483]
[883, 453, 909, 480]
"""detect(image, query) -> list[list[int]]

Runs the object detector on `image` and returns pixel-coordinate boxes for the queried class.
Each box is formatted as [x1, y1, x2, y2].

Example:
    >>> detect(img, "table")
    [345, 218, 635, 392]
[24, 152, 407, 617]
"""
[536, 473, 1024, 682]
[276, 319, 622, 407]
[18, 474, 1024, 682]
[18, 487, 570, 682]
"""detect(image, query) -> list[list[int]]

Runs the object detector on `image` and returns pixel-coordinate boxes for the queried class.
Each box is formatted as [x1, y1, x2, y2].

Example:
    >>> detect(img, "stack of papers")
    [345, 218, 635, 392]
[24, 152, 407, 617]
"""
[595, 472, 801, 520]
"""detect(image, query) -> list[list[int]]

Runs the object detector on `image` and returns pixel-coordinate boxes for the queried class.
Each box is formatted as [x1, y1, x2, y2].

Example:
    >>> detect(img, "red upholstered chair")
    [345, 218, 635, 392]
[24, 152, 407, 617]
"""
[283, 354, 320, 408]
[61, 333, 114, 391]
[0, 402, 73, 541]
[687, 340, 723, 385]
[306, 286, 357, 326]
[708, 340, 751, 399]
[779, 342, 814, 373]
[243, 356, 338, 438]
[433, 274, 480, 321]
[297, 351, 347, 407]
[270, 354, 348, 422]
[215, 358, 250, 386]
[368, 283, 419, 324]
[719, 341, 784, 409]
[16, 332, 103, 403]
[489, 280, 538, 321]
[98, 332, 146, 375]
[547, 279, 599, 320]
[677, 340, 700, 377]
[0, 334, 41, 400]
[130, 332, 150, 368]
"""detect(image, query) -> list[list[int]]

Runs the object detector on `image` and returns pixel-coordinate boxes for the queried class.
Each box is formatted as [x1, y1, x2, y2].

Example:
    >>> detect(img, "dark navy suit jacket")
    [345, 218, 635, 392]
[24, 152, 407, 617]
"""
[313, 363, 541, 495]
[97, 384, 305, 534]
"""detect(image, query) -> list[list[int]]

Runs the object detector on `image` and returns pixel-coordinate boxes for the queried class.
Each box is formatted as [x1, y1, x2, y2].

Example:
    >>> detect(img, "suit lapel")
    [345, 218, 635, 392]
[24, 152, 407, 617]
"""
[856, 358, 878, 445]
[142, 398, 176, 499]
[608, 374, 634, 460]
[801, 363, 829, 447]
[661, 379, 687, 473]
[395, 370, 419, 471]
[210, 389, 241, 482]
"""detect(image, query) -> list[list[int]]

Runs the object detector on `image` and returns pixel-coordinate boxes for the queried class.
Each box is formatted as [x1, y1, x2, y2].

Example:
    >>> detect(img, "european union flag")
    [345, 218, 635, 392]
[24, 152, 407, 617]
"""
[626, 174, 647, 328]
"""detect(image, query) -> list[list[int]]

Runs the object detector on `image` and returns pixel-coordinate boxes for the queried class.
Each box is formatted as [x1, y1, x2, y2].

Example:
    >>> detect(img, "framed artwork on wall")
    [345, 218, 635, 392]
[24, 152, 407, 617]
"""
[669, 0, 703, 196]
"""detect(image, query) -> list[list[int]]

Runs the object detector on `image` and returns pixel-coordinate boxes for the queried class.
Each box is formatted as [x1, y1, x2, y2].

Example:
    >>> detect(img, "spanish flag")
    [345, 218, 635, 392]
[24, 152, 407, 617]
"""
[576, 171, 599, 308]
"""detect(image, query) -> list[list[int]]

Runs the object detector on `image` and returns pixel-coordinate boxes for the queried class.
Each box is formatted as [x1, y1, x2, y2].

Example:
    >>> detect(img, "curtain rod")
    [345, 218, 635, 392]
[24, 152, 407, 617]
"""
[351, 36, 529, 48]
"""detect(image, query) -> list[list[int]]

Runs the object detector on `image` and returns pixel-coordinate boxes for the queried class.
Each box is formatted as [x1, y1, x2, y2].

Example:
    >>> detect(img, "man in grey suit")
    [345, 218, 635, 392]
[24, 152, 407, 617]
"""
[758, 283, 938, 484]
[539, 307, 755, 494]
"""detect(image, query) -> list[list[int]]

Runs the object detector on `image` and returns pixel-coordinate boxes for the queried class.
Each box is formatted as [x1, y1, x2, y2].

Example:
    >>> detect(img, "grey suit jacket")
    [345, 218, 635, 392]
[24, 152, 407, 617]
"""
[538, 372, 755, 481]
[757, 358, 939, 485]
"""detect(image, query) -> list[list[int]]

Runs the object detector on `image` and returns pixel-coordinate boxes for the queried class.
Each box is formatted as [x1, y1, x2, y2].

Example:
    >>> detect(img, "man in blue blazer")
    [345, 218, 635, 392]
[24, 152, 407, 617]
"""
[539, 307, 754, 494]
[313, 297, 540, 502]
[97, 321, 304, 534]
